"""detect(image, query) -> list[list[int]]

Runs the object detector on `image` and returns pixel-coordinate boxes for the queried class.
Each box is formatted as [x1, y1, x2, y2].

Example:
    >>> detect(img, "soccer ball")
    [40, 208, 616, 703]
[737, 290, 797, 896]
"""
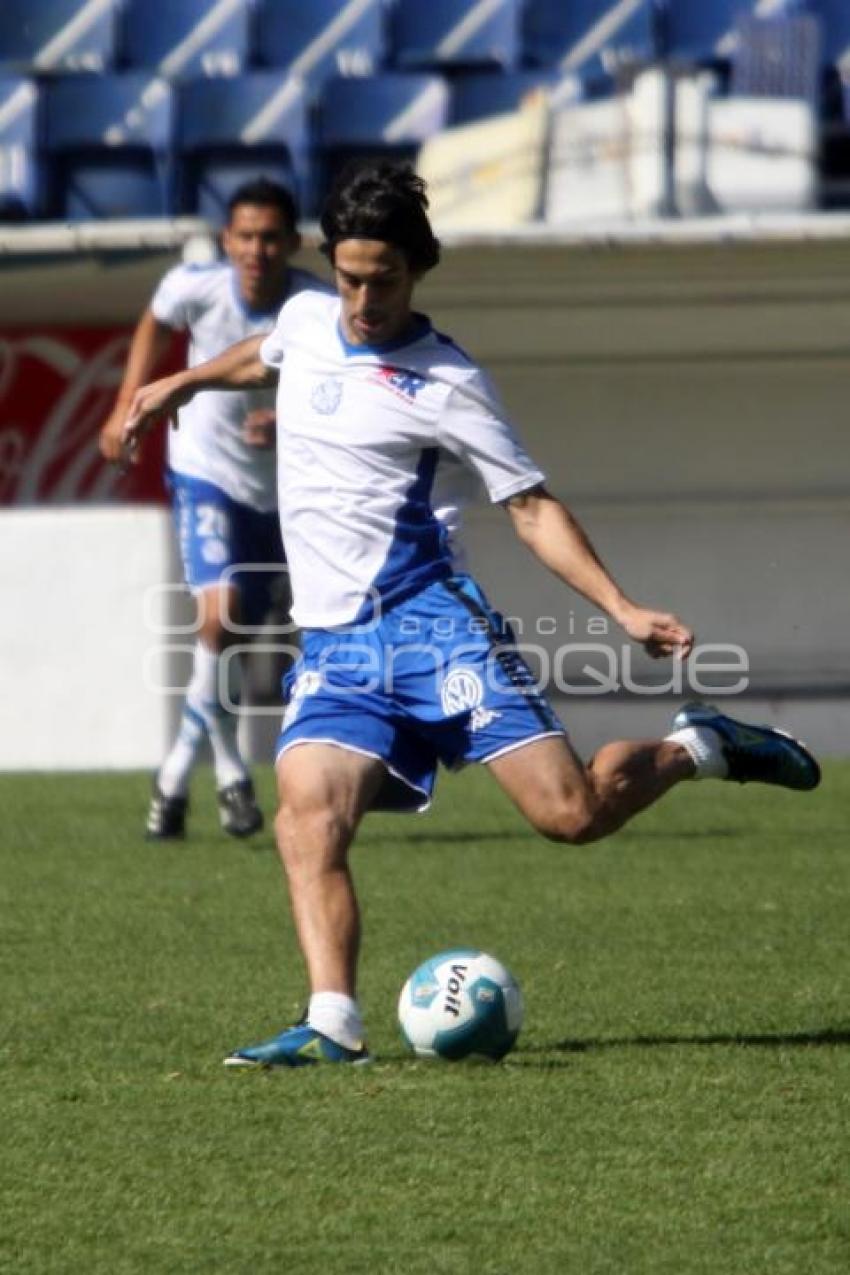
[398, 949, 523, 1061]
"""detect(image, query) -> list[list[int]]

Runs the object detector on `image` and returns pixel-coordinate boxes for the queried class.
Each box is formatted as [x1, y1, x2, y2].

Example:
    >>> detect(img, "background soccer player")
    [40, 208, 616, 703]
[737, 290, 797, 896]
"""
[121, 163, 820, 1066]
[101, 178, 326, 840]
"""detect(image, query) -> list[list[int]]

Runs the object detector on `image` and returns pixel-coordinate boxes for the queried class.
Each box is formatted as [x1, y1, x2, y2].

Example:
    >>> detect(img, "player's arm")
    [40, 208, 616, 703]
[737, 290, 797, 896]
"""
[99, 308, 175, 462]
[121, 335, 276, 464]
[505, 485, 694, 660]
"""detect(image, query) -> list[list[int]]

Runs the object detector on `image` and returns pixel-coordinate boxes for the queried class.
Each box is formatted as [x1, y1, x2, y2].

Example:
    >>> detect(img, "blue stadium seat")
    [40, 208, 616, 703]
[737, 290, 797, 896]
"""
[390, 0, 521, 72]
[0, 0, 118, 74]
[810, 1, 850, 201]
[661, 1, 783, 64]
[176, 74, 311, 219]
[43, 73, 174, 219]
[809, 1, 850, 67]
[252, 0, 386, 89]
[0, 77, 40, 219]
[731, 14, 820, 101]
[522, 0, 658, 93]
[317, 72, 449, 204]
[119, 0, 250, 80]
[449, 70, 555, 126]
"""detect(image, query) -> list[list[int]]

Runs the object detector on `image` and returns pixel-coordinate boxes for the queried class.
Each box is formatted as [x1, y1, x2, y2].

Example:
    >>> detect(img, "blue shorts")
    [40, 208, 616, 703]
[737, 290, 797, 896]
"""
[168, 470, 286, 628]
[276, 574, 567, 812]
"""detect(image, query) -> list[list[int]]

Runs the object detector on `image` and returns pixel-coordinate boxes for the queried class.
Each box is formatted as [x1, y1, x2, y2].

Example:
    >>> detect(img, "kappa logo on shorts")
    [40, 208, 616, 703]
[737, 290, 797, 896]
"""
[440, 667, 501, 731]
[311, 378, 343, 415]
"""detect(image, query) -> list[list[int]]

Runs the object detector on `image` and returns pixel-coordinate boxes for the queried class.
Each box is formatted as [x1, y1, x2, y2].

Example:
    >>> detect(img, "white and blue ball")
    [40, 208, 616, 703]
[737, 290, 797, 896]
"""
[398, 949, 523, 1061]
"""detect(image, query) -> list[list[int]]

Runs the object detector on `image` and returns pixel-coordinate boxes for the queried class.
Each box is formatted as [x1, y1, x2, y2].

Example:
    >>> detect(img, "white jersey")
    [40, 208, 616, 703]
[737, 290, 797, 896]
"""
[151, 262, 324, 511]
[260, 290, 545, 628]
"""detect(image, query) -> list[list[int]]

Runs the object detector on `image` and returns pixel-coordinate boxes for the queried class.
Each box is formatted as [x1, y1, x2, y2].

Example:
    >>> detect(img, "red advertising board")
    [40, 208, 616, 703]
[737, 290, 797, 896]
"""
[0, 328, 185, 506]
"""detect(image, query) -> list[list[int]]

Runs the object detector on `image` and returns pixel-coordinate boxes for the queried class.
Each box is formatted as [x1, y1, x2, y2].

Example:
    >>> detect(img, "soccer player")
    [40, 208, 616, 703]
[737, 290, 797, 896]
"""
[121, 162, 820, 1065]
[101, 178, 326, 841]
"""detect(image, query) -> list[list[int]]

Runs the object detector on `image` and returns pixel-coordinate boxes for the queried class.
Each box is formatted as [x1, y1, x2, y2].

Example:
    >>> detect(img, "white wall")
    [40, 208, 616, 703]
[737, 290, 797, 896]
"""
[1, 507, 178, 769]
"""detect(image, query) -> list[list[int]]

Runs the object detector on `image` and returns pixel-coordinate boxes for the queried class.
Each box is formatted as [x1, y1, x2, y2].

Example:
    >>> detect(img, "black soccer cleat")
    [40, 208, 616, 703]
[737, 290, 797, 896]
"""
[145, 785, 188, 840]
[672, 702, 821, 792]
[217, 779, 264, 838]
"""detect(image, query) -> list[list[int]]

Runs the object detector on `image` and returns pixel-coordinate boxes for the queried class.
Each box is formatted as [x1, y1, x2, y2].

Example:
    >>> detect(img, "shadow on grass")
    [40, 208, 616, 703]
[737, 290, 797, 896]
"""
[362, 830, 539, 847]
[362, 827, 747, 848]
[339, 1029, 850, 1073]
[616, 827, 743, 841]
[550, 1027, 850, 1053]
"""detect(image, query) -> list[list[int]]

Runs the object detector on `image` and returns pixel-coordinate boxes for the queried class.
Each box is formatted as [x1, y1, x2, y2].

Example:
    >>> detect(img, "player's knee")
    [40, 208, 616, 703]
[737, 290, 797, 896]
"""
[274, 792, 353, 871]
[534, 796, 605, 846]
[197, 586, 240, 651]
[198, 612, 230, 652]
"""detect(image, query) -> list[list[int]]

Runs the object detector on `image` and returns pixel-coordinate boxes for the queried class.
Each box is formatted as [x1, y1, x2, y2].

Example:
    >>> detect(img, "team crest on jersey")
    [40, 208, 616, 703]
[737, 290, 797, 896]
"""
[311, 378, 343, 415]
[372, 366, 427, 401]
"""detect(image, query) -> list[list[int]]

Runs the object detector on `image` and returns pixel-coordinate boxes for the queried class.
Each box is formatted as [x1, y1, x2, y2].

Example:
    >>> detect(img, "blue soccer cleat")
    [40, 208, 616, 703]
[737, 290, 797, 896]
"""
[672, 702, 820, 791]
[224, 1023, 371, 1069]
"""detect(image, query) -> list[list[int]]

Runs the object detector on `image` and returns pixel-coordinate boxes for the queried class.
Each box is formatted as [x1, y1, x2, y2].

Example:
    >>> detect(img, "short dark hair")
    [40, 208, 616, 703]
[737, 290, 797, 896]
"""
[226, 178, 299, 232]
[319, 162, 440, 274]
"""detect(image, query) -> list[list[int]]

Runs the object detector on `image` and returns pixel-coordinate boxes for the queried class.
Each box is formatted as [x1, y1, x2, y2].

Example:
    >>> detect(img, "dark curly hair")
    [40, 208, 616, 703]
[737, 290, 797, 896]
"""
[320, 161, 441, 274]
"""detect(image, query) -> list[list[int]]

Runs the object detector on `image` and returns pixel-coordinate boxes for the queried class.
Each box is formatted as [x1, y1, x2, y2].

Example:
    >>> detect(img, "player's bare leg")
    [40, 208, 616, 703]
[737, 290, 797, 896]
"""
[224, 745, 383, 1067]
[487, 734, 694, 845]
[275, 743, 384, 994]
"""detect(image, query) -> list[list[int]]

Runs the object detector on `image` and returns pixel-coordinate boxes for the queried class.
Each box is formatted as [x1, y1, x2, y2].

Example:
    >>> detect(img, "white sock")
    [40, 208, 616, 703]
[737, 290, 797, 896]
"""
[665, 725, 729, 780]
[157, 702, 205, 798]
[158, 644, 248, 797]
[308, 992, 365, 1050]
[191, 644, 249, 790]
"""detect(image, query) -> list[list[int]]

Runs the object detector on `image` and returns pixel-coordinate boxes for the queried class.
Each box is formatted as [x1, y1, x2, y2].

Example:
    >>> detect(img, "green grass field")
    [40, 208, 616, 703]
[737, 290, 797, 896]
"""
[2, 764, 849, 1274]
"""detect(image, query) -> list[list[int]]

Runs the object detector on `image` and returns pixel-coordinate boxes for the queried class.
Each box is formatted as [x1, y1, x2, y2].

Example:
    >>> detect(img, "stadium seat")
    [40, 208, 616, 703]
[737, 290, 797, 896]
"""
[809, 1, 850, 203]
[522, 0, 658, 94]
[659, 1, 800, 65]
[317, 72, 449, 203]
[390, 0, 521, 72]
[449, 70, 555, 126]
[119, 0, 251, 80]
[731, 14, 821, 101]
[809, 1, 850, 71]
[0, 0, 118, 74]
[0, 77, 40, 219]
[43, 73, 174, 219]
[176, 74, 311, 220]
[252, 0, 386, 90]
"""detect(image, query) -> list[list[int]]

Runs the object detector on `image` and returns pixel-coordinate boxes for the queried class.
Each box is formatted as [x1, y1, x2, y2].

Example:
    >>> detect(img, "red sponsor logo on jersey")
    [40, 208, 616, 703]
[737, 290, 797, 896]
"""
[371, 365, 427, 401]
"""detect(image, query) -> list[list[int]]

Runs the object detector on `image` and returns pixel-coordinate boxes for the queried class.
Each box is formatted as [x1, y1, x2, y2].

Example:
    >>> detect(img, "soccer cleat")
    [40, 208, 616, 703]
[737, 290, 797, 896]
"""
[145, 784, 188, 840]
[672, 702, 821, 791]
[224, 1023, 371, 1069]
[217, 779, 263, 838]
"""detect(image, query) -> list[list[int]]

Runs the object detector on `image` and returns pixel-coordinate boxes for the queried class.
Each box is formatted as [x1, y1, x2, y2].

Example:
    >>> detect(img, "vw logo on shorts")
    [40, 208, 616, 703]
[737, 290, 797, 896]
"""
[311, 378, 343, 415]
[441, 667, 484, 716]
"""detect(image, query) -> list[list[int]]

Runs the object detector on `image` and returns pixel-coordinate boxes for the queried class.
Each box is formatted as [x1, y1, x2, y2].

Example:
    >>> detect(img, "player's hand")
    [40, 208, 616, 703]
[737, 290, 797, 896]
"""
[121, 374, 193, 466]
[242, 409, 276, 449]
[618, 603, 694, 660]
[99, 408, 130, 464]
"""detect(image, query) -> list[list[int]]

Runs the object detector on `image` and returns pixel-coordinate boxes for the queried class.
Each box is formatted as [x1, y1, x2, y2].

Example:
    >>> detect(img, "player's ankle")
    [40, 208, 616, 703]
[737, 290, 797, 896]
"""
[664, 725, 729, 780]
[307, 991, 365, 1050]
